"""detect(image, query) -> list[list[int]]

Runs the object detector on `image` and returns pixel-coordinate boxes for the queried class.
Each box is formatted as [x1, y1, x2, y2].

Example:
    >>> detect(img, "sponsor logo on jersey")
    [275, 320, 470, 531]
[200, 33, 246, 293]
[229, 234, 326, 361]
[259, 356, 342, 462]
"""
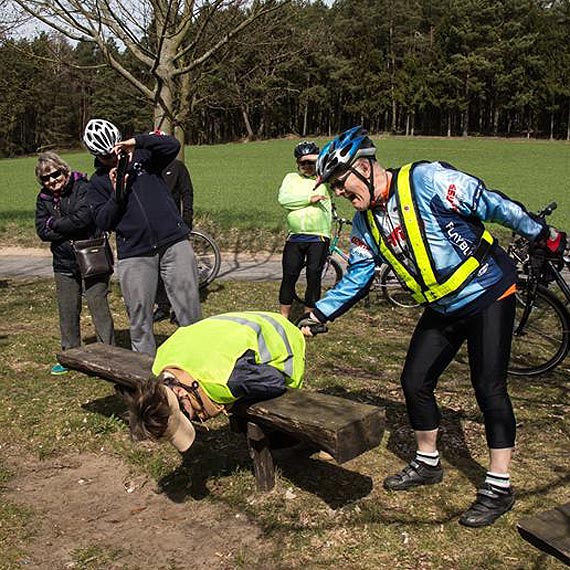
[387, 225, 405, 247]
[446, 184, 458, 211]
[445, 221, 472, 255]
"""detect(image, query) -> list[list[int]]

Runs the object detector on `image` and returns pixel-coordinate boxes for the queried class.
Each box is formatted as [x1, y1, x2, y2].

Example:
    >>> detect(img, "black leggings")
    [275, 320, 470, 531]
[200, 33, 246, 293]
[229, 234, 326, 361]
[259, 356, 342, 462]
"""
[400, 295, 516, 449]
[279, 239, 329, 307]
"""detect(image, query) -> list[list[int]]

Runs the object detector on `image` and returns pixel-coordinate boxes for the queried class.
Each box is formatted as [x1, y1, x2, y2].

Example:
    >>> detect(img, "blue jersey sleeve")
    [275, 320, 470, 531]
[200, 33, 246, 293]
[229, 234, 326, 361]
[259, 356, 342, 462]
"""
[313, 213, 379, 322]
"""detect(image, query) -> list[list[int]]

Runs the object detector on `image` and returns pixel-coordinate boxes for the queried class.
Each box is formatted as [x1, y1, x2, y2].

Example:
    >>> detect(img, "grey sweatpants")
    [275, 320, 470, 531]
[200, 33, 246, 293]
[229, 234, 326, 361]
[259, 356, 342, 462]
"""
[54, 271, 115, 351]
[118, 239, 202, 356]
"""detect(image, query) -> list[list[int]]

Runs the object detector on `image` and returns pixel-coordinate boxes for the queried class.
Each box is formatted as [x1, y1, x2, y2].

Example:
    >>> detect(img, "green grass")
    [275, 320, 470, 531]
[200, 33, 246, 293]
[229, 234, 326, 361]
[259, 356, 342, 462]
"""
[1, 136, 569, 249]
[0, 278, 569, 569]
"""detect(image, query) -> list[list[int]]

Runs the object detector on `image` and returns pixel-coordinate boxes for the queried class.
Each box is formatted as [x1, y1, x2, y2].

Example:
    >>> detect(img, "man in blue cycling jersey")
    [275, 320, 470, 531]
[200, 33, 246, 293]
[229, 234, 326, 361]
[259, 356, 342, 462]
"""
[298, 126, 566, 528]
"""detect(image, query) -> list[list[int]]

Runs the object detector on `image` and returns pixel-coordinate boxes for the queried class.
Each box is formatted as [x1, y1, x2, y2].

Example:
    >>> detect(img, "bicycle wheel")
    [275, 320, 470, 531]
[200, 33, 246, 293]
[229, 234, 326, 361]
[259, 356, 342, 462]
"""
[508, 284, 570, 376]
[367, 264, 419, 309]
[189, 229, 221, 289]
[293, 257, 343, 305]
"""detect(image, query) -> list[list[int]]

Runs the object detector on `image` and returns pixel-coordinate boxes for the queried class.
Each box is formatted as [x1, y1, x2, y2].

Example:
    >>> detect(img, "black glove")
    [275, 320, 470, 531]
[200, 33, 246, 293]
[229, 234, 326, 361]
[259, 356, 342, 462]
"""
[296, 314, 328, 336]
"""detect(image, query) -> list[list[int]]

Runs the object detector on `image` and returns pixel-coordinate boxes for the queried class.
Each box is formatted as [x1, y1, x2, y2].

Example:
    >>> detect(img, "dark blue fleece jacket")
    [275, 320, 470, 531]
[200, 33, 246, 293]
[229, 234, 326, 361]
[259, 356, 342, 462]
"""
[88, 134, 189, 259]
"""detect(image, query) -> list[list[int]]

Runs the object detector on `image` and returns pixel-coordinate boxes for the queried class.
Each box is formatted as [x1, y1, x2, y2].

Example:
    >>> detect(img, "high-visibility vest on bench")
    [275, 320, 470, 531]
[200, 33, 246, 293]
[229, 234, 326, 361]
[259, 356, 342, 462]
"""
[152, 311, 305, 404]
[366, 162, 493, 305]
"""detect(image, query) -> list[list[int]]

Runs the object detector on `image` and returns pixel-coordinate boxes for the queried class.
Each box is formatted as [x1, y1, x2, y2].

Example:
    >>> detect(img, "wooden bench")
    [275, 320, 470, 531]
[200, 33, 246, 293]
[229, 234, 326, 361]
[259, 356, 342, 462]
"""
[517, 502, 570, 566]
[58, 343, 384, 491]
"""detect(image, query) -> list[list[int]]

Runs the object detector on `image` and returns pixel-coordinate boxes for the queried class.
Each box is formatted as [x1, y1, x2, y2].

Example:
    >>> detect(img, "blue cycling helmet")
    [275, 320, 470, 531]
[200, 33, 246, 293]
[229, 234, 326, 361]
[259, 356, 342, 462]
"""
[316, 126, 376, 184]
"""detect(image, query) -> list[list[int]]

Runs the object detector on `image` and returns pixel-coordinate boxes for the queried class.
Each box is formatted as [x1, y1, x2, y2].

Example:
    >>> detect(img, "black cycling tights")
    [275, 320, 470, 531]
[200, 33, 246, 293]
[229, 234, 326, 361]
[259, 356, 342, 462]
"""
[400, 294, 516, 449]
[279, 240, 329, 307]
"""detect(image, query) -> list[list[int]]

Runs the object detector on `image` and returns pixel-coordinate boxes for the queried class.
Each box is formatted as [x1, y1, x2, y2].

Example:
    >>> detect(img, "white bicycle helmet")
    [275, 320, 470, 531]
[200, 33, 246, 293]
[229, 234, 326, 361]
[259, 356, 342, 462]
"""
[83, 119, 121, 156]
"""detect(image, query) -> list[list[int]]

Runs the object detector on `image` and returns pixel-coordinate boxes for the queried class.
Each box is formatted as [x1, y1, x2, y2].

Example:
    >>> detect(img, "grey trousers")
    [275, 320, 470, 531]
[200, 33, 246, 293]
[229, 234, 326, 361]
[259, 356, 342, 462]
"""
[118, 239, 202, 356]
[54, 272, 116, 351]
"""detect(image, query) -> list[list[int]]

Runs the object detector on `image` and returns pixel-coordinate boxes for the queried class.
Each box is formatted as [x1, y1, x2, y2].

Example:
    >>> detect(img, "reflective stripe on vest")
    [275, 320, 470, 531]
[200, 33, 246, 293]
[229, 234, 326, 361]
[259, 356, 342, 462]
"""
[367, 163, 494, 304]
[210, 312, 294, 377]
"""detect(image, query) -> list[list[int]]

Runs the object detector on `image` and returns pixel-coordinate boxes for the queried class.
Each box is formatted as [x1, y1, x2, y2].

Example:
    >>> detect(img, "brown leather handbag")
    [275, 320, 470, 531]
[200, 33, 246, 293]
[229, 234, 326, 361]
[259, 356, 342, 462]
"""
[73, 234, 114, 278]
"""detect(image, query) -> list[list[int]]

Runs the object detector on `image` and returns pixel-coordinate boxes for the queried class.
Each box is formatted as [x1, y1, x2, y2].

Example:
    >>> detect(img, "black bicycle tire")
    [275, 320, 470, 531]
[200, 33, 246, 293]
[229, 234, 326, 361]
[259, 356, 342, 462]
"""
[365, 264, 418, 309]
[293, 257, 343, 305]
[508, 284, 570, 376]
[189, 229, 222, 289]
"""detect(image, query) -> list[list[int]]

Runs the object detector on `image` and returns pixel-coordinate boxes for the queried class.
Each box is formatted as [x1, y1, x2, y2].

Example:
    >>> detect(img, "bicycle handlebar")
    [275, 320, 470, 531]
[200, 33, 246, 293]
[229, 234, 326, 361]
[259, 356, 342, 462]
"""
[331, 202, 352, 226]
[536, 202, 557, 219]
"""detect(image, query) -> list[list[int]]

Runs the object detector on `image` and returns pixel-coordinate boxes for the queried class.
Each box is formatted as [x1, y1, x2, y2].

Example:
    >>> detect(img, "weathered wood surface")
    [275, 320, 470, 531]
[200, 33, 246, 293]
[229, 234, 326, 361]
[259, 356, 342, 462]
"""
[233, 390, 383, 464]
[246, 422, 275, 491]
[59, 344, 384, 464]
[58, 344, 152, 388]
[517, 502, 570, 566]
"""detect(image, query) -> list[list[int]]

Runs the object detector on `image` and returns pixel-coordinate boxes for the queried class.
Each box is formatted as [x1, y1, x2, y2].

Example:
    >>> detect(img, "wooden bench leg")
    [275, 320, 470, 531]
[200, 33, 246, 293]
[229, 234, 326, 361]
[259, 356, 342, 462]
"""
[246, 421, 275, 492]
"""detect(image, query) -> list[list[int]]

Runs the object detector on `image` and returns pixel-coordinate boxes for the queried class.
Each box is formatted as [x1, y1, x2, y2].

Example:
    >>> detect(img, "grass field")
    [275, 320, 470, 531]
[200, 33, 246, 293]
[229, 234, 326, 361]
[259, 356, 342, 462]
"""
[0, 279, 568, 569]
[1, 136, 568, 249]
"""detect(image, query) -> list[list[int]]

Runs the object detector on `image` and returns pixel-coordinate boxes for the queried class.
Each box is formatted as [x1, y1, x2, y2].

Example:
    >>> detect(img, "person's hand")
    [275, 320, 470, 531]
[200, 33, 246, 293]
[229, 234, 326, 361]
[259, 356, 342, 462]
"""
[310, 194, 326, 203]
[296, 313, 328, 337]
[112, 138, 136, 156]
[544, 227, 567, 257]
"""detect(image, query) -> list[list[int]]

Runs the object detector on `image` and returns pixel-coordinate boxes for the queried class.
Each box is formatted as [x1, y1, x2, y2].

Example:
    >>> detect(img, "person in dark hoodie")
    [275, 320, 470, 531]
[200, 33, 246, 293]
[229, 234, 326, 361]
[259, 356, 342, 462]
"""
[83, 119, 201, 356]
[35, 151, 115, 375]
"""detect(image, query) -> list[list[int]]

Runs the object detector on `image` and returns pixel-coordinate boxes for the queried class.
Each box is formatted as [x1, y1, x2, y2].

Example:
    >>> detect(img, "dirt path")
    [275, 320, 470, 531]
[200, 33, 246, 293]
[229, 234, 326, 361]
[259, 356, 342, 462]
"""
[3, 448, 275, 569]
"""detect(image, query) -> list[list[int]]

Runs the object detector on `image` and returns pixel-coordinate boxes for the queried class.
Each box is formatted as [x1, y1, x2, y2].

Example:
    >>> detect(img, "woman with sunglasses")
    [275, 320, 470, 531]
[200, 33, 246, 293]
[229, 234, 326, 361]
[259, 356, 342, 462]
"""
[278, 141, 332, 320]
[35, 152, 115, 375]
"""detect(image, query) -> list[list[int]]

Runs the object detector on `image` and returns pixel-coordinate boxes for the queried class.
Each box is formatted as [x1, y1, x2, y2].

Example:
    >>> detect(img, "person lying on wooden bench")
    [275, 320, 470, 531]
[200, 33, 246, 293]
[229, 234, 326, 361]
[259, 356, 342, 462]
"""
[120, 311, 305, 452]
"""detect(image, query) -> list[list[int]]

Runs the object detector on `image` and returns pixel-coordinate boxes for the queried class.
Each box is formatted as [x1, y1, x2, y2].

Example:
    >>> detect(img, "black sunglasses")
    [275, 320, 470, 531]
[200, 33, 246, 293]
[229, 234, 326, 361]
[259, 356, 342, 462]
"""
[40, 169, 63, 183]
[330, 169, 354, 191]
[298, 160, 316, 167]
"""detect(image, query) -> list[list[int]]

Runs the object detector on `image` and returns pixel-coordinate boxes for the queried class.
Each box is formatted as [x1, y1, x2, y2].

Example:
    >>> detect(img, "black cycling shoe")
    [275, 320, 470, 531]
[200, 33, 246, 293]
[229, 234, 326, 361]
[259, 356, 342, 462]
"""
[153, 307, 170, 323]
[459, 484, 515, 528]
[383, 459, 443, 491]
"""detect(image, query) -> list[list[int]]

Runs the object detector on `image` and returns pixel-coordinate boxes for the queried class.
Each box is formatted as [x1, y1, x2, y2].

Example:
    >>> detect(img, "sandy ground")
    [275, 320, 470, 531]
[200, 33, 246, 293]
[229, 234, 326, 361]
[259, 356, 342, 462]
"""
[3, 448, 275, 569]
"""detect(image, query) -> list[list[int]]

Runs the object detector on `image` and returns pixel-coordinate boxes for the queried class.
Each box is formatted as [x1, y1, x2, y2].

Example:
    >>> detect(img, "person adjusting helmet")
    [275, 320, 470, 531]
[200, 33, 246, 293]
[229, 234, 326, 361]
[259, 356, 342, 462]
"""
[294, 141, 320, 160]
[278, 140, 332, 320]
[83, 119, 122, 156]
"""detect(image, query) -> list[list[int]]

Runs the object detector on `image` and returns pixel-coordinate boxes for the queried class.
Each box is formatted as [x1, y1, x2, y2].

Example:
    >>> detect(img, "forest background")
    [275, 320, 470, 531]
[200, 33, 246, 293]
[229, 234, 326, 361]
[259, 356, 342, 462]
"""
[1, 0, 570, 158]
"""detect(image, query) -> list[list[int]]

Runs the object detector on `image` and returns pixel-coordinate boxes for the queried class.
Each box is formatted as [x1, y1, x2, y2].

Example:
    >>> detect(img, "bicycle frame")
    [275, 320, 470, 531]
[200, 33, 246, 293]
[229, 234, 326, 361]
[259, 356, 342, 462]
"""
[507, 202, 570, 375]
[328, 205, 351, 264]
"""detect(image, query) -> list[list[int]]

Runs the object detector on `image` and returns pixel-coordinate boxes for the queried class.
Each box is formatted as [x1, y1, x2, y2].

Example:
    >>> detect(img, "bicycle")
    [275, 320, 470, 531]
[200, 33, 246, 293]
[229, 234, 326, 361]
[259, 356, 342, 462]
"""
[189, 229, 222, 289]
[293, 204, 417, 309]
[506, 202, 570, 376]
[367, 264, 419, 309]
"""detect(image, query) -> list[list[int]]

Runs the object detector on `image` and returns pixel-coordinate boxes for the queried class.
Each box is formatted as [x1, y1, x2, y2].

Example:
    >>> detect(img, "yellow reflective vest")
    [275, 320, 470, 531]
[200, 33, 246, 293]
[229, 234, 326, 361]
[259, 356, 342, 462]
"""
[152, 311, 305, 403]
[366, 162, 493, 305]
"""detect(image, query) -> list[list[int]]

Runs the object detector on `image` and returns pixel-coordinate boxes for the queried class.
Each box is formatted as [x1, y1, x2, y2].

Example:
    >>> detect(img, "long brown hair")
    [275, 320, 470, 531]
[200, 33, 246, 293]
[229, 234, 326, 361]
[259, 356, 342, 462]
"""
[120, 376, 171, 441]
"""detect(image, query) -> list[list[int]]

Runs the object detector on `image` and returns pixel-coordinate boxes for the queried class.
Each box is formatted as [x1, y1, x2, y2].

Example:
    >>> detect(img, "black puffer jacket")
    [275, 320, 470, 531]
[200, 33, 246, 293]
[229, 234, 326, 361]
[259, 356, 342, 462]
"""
[88, 134, 188, 259]
[35, 172, 97, 275]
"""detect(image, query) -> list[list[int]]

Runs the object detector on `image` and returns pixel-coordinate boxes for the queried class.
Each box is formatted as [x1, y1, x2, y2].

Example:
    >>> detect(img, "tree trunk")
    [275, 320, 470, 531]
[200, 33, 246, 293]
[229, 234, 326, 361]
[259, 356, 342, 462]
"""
[241, 105, 255, 140]
[567, 98, 570, 141]
[567, 99, 570, 141]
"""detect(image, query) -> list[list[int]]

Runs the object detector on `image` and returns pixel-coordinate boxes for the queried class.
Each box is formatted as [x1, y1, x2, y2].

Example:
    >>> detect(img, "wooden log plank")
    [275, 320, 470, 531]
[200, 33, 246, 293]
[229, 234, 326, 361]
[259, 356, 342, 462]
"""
[233, 391, 384, 464]
[517, 502, 570, 566]
[58, 344, 152, 389]
[59, 344, 385, 464]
